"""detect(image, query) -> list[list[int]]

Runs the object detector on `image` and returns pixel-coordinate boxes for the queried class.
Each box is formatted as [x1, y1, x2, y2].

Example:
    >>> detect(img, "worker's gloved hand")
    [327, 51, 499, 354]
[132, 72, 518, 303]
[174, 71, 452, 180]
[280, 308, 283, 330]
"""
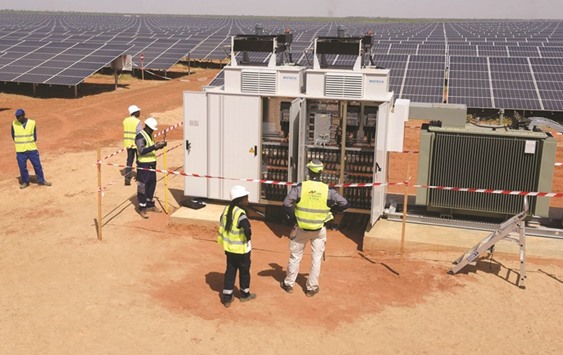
[154, 141, 167, 150]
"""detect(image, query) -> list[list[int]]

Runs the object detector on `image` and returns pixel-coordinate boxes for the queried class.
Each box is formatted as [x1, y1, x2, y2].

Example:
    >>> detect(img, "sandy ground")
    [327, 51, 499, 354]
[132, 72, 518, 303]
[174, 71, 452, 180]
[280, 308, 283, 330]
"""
[1, 69, 562, 354]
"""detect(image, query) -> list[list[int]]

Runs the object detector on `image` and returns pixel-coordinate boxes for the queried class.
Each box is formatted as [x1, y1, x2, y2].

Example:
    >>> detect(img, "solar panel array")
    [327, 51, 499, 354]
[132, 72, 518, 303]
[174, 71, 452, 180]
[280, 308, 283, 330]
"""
[0, 12, 563, 111]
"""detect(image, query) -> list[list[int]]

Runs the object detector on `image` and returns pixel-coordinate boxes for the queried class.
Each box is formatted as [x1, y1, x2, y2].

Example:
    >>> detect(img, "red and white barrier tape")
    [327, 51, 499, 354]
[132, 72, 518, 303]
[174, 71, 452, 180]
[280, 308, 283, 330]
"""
[97, 176, 123, 196]
[156, 142, 183, 158]
[95, 121, 184, 164]
[154, 121, 183, 138]
[413, 184, 563, 198]
[99, 162, 563, 198]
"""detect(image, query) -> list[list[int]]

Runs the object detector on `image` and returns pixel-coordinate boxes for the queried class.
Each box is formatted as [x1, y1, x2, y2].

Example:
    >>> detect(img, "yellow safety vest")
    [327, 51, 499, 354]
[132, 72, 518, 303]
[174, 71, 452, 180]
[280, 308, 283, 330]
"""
[217, 206, 251, 254]
[123, 116, 140, 149]
[295, 180, 333, 230]
[137, 130, 156, 163]
[12, 119, 37, 153]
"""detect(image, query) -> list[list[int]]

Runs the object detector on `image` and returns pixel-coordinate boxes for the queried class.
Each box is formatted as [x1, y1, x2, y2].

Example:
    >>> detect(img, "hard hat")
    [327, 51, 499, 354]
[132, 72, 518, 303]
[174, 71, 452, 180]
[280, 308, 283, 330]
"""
[15, 108, 25, 117]
[128, 105, 141, 115]
[306, 159, 324, 173]
[145, 117, 158, 131]
[230, 185, 249, 200]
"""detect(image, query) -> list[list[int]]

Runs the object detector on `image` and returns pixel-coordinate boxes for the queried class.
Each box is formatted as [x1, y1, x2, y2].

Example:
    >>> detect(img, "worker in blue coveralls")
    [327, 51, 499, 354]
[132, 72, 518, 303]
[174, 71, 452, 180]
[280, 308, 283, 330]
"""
[135, 117, 167, 219]
[11, 108, 52, 189]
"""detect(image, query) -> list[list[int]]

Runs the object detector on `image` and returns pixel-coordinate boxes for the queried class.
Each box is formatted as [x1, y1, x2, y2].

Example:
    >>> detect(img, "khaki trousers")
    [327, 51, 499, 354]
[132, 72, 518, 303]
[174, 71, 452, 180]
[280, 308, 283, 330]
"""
[284, 226, 327, 291]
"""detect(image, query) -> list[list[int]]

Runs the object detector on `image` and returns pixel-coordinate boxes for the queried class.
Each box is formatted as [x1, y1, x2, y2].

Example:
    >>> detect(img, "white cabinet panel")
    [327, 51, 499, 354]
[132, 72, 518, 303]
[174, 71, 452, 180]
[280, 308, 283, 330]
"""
[183, 91, 208, 198]
[221, 95, 262, 202]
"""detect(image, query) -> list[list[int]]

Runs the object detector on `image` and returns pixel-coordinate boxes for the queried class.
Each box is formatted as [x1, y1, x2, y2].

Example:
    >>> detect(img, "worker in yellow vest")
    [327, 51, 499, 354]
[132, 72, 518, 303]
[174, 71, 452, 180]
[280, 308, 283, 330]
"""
[280, 159, 349, 297]
[11, 109, 52, 189]
[217, 185, 256, 307]
[135, 117, 167, 219]
[123, 105, 142, 186]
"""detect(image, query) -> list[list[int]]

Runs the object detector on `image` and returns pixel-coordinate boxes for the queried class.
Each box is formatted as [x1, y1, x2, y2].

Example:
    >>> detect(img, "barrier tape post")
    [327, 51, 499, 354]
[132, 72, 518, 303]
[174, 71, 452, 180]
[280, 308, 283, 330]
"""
[400, 151, 411, 265]
[97, 147, 103, 241]
[163, 133, 170, 214]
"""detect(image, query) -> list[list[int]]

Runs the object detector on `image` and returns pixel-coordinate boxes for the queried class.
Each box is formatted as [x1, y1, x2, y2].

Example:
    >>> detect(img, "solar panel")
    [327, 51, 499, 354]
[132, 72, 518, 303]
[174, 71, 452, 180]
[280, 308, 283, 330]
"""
[447, 56, 493, 108]
[489, 57, 542, 110]
[530, 57, 563, 111]
[401, 55, 445, 103]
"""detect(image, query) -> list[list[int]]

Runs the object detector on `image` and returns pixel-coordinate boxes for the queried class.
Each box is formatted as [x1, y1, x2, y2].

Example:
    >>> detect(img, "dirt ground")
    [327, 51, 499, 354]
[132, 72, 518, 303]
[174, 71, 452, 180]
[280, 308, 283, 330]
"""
[1, 69, 562, 354]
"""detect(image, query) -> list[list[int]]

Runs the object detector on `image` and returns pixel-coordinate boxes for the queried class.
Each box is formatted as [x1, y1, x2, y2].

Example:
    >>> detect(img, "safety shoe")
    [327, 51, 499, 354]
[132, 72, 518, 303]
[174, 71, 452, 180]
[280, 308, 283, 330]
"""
[305, 288, 320, 297]
[240, 293, 257, 302]
[221, 294, 233, 308]
[124, 179, 131, 186]
[19, 182, 30, 189]
[147, 206, 162, 213]
[280, 281, 294, 294]
[139, 209, 149, 219]
[38, 180, 52, 186]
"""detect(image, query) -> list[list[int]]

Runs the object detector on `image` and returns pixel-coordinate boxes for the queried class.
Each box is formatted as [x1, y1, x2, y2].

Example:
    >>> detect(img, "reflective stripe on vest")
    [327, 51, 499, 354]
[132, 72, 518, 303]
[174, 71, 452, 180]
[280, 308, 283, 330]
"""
[123, 116, 140, 148]
[217, 206, 250, 254]
[295, 180, 332, 230]
[137, 130, 156, 163]
[12, 119, 37, 153]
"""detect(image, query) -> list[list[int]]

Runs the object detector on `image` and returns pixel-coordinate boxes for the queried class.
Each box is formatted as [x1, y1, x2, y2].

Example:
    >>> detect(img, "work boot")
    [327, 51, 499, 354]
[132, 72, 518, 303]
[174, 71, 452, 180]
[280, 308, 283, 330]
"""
[147, 206, 162, 213]
[19, 182, 30, 189]
[240, 292, 257, 302]
[221, 294, 233, 308]
[124, 179, 131, 186]
[305, 287, 320, 297]
[139, 209, 149, 219]
[38, 180, 52, 186]
[280, 281, 294, 294]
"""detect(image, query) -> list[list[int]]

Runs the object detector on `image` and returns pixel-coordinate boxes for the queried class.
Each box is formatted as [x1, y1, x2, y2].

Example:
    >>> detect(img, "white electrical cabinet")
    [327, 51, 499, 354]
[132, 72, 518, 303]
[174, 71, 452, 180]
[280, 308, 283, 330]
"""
[183, 33, 409, 227]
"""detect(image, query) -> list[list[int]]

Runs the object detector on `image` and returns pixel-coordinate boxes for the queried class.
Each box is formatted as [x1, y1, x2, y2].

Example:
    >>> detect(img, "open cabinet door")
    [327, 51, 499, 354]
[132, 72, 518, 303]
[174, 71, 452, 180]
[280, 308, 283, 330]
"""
[371, 102, 389, 226]
[183, 91, 208, 198]
[288, 97, 304, 187]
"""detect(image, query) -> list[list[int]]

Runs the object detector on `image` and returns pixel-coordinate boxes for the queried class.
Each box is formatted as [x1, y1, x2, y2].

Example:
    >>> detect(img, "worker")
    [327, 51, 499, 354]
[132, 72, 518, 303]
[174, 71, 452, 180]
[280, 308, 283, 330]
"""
[123, 105, 142, 186]
[280, 159, 349, 297]
[135, 117, 167, 219]
[11, 108, 52, 189]
[217, 185, 256, 308]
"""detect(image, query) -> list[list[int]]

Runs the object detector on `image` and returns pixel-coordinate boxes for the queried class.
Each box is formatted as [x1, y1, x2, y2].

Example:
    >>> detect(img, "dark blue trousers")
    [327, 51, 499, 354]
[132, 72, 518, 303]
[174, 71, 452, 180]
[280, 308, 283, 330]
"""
[125, 148, 136, 181]
[137, 162, 157, 210]
[223, 251, 251, 294]
[16, 150, 45, 184]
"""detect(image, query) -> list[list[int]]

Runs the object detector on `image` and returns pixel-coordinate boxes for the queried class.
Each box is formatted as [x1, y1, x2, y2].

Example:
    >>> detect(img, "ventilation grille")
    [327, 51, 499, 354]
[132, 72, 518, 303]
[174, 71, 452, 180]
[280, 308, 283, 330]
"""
[428, 132, 542, 215]
[241, 71, 276, 94]
[325, 74, 363, 98]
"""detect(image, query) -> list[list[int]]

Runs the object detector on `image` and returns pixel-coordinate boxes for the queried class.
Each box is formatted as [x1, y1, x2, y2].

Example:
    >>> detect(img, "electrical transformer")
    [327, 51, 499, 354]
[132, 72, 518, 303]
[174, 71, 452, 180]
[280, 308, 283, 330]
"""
[183, 31, 410, 226]
[416, 124, 557, 218]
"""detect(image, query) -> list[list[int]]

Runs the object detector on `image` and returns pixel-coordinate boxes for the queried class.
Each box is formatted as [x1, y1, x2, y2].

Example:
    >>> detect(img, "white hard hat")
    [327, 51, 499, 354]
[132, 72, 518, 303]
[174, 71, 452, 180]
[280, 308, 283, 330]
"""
[230, 185, 249, 200]
[128, 105, 141, 115]
[145, 117, 158, 130]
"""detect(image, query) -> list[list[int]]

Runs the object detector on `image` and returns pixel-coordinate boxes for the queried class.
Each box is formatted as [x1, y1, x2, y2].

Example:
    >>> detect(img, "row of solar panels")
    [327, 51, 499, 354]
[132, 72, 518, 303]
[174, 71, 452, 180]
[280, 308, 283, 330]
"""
[375, 55, 563, 111]
[1, 12, 563, 111]
[208, 54, 563, 111]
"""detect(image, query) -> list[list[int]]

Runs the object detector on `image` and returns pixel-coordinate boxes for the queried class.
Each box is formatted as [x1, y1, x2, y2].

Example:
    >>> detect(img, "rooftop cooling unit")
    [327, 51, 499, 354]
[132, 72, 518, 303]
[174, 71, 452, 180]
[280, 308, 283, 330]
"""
[416, 124, 557, 218]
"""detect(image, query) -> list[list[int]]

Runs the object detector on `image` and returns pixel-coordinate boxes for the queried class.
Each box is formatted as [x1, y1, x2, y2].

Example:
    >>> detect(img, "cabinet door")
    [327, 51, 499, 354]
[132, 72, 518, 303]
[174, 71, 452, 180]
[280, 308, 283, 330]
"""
[288, 98, 303, 186]
[221, 95, 262, 202]
[371, 102, 389, 225]
[183, 91, 208, 198]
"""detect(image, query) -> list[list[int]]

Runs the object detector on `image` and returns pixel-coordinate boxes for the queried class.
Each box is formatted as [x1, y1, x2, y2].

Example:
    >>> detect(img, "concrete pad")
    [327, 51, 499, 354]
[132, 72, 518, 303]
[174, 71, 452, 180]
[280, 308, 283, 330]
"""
[364, 218, 563, 260]
[170, 203, 226, 228]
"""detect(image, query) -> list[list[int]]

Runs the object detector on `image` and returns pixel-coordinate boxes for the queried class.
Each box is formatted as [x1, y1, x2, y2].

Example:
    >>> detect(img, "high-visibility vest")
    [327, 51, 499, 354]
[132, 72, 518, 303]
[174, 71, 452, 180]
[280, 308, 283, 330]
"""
[12, 119, 37, 153]
[295, 180, 333, 230]
[123, 116, 140, 149]
[217, 206, 251, 254]
[137, 130, 156, 163]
